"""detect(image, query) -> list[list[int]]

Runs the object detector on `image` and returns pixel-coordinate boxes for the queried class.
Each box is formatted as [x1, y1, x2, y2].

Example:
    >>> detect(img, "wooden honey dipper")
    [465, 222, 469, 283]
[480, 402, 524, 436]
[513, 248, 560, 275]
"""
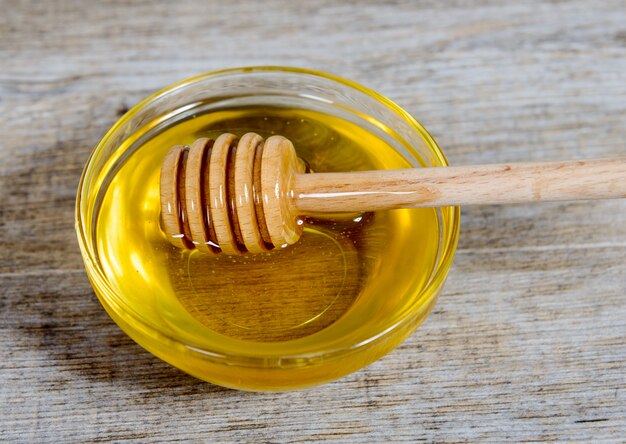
[160, 132, 626, 255]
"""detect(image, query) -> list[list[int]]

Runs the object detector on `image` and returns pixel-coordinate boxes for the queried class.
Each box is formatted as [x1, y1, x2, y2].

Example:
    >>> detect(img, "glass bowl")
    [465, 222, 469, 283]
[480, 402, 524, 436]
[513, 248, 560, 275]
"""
[76, 67, 460, 391]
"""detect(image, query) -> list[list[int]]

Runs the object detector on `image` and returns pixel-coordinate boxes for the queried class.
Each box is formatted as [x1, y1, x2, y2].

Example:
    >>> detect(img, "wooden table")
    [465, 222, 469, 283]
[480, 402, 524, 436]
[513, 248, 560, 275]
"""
[2, 1, 624, 441]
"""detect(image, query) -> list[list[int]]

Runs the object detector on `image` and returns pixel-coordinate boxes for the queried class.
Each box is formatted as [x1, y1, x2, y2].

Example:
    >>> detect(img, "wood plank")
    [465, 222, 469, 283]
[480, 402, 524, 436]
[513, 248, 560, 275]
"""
[1, 0, 625, 441]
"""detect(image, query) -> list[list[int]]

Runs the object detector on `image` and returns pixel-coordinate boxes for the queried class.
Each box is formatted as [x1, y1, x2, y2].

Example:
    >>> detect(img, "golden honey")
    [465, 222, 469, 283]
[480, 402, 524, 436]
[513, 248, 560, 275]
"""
[94, 106, 440, 374]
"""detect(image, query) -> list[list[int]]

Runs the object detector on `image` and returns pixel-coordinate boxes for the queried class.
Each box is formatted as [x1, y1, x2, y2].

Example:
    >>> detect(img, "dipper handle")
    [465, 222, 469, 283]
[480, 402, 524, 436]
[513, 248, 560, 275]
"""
[294, 158, 626, 212]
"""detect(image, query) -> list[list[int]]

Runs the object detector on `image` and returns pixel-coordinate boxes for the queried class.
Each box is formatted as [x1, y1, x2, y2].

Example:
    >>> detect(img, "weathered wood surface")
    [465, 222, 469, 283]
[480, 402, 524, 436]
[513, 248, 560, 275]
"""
[1, 0, 625, 441]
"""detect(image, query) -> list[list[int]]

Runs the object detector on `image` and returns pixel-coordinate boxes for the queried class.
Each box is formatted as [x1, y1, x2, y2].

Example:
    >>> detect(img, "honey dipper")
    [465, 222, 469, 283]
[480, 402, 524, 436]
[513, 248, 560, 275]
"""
[160, 132, 626, 255]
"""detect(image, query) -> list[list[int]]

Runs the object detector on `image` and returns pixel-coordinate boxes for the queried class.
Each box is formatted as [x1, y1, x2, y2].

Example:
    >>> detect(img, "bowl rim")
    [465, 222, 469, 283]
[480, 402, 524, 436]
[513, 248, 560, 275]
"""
[75, 66, 460, 364]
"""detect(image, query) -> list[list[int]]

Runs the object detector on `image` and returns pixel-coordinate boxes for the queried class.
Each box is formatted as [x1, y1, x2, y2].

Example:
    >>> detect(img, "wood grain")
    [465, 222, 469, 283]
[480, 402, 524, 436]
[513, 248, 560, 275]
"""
[1, 0, 625, 442]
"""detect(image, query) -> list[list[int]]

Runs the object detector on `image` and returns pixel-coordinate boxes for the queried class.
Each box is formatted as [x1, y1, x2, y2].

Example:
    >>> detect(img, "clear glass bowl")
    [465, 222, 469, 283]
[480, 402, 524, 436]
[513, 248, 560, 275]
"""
[76, 67, 460, 391]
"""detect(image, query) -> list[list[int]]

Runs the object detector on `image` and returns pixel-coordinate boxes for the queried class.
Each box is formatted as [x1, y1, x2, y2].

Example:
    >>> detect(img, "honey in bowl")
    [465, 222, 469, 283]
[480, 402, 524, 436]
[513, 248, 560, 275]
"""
[77, 68, 459, 390]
